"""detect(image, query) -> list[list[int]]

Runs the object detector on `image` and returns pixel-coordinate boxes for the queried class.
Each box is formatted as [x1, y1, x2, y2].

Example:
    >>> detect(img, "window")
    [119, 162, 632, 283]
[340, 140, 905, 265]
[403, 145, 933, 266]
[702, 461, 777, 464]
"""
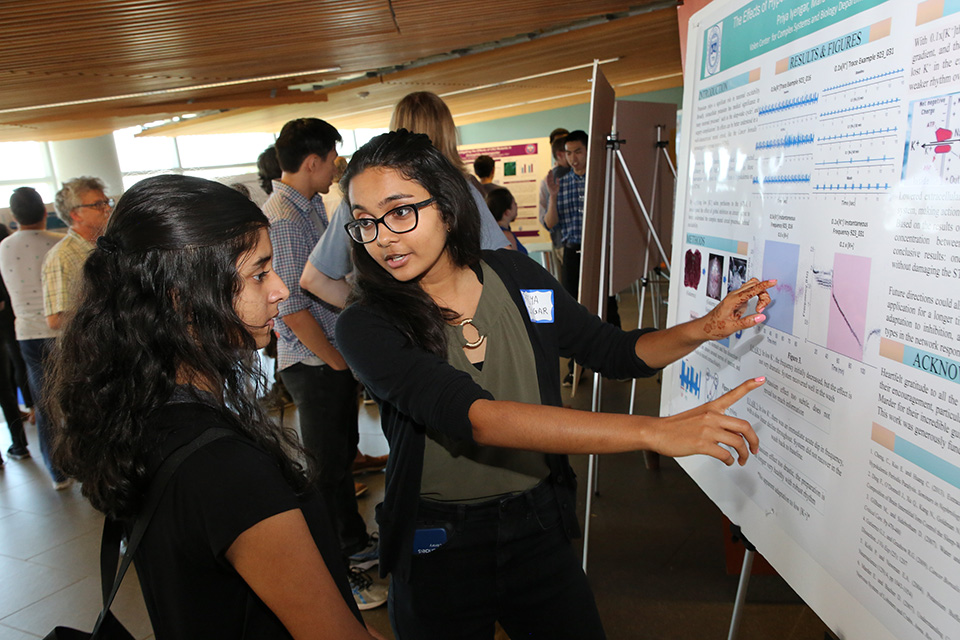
[113, 126, 376, 194]
[0, 141, 57, 207]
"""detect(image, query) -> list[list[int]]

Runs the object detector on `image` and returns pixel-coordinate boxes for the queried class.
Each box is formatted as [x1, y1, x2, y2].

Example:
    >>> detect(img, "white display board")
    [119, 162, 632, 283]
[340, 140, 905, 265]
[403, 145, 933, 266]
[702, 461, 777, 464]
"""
[459, 138, 553, 250]
[663, 1, 960, 639]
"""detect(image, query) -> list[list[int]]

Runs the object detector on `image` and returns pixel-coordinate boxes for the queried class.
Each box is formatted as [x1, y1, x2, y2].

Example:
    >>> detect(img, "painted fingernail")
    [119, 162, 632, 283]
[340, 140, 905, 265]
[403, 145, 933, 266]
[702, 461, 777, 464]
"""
[754, 376, 766, 383]
[754, 314, 766, 324]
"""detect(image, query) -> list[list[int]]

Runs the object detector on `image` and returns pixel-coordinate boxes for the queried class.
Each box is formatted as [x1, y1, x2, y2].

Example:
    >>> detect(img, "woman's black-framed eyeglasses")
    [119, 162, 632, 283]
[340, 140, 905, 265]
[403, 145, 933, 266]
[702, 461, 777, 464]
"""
[344, 197, 435, 244]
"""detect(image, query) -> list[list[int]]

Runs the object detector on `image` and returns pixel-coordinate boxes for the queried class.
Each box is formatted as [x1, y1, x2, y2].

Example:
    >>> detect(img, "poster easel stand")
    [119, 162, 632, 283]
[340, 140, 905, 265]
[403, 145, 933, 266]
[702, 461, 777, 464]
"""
[581, 130, 673, 572]
[727, 524, 756, 640]
[626, 126, 677, 439]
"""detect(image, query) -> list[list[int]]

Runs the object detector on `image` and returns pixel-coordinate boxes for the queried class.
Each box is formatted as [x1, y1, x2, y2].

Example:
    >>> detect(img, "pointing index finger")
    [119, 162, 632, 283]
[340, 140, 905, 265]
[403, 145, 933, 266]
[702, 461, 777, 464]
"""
[713, 376, 766, 413]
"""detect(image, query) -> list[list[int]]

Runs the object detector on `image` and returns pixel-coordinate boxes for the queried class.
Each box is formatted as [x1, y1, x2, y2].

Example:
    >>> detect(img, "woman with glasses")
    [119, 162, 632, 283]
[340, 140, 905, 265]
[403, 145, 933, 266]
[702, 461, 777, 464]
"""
[336, 130, 775, 639]
[48, 175, 383, 639]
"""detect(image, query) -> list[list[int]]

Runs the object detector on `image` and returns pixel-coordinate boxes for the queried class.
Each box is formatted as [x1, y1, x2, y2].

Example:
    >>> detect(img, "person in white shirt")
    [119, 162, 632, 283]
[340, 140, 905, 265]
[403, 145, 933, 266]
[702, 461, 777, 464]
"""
[0, 187, 65, 486]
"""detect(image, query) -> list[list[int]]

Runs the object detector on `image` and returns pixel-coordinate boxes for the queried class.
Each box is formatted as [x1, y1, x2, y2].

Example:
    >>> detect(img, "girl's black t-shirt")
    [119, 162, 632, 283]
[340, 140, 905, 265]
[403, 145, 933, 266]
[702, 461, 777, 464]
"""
[133, 400, 360, 639]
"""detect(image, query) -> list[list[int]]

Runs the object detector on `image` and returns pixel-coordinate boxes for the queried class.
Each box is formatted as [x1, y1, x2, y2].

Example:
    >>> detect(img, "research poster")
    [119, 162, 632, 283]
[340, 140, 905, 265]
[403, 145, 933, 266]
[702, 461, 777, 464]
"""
[459, 138, 553, 249]
[664, 1, 960, 638]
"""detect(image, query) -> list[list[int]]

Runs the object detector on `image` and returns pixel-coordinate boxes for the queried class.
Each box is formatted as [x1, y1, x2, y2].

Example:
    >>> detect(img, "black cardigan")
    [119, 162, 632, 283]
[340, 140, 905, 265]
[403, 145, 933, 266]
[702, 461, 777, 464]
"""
[336, 249, 659, 580]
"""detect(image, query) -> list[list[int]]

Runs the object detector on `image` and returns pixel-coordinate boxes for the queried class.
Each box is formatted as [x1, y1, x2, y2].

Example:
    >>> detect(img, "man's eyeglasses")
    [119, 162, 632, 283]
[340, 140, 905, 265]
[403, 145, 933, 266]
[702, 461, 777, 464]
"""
[73, 198, 114, 212]
[344, 198, 435, 244]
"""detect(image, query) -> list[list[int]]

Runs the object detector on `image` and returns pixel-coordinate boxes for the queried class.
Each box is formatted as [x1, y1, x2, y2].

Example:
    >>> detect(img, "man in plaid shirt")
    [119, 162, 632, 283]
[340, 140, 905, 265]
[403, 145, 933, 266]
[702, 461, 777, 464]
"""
[544, 130, 619, 384]
[544, 130, 588, 299]
[264, 118, 385, 609]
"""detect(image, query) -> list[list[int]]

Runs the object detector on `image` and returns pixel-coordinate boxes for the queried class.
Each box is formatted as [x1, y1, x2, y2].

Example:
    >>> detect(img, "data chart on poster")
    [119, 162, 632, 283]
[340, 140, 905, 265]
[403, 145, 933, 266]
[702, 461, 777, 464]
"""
[665, 1, 960, 639]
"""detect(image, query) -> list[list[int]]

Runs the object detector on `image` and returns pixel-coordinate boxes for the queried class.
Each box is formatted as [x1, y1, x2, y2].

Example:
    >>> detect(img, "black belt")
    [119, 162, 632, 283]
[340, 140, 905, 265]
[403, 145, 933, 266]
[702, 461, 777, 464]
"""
[416, 479, 558, 525]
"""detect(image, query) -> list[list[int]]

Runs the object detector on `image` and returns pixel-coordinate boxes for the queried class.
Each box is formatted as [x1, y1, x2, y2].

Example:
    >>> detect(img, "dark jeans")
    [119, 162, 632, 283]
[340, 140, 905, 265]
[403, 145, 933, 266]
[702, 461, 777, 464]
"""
[561, 245, 621, 374]
[561, 244, 581, 302]
[19, 338, 64, 481]
[280, 362, 368, 557]
[390, 482, 606, 640]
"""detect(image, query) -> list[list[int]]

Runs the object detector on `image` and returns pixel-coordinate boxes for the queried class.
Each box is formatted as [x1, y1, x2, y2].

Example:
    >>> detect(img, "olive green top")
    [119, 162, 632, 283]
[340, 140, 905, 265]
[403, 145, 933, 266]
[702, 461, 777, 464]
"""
[420, 261, 550, 502]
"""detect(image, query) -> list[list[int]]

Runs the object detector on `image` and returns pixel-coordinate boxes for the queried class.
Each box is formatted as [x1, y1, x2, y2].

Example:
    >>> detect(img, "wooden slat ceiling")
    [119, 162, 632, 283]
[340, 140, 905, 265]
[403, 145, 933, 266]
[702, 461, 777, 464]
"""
[0, 1, 683, 142]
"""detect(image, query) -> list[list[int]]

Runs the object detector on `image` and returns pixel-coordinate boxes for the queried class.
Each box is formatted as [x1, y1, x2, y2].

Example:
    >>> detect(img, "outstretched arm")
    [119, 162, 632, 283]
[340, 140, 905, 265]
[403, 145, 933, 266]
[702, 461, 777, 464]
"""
[468, 377, 764, 466]
[634, 278, 775, 368]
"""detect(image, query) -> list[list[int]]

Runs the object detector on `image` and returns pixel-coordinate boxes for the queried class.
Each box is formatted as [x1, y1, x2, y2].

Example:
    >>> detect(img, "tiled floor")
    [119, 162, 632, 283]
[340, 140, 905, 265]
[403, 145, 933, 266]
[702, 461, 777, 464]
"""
[0, 420, 153, 639]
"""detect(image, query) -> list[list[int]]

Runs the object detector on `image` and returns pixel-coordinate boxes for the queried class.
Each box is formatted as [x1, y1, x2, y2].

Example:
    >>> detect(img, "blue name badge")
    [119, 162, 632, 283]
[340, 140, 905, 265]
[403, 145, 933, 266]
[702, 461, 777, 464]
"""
[413, 527, 448, 555]
[520, 289, 555, 323]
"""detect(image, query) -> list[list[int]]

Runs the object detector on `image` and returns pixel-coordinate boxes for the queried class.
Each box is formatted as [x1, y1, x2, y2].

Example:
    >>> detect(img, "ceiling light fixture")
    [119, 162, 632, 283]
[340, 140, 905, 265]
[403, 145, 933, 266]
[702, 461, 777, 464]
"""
[439, 58, 620, 98]
[0, 67, 342, 115]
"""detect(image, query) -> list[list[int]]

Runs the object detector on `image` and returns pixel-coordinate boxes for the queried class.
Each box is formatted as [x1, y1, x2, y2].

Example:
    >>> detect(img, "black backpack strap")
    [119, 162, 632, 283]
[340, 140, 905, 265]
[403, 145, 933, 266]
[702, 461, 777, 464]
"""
[92, 427, 235, 637]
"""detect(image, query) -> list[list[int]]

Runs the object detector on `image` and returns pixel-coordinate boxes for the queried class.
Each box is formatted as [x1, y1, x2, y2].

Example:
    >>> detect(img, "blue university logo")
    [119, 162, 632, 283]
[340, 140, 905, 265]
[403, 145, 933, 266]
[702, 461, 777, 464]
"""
[705, 23, 722, 77]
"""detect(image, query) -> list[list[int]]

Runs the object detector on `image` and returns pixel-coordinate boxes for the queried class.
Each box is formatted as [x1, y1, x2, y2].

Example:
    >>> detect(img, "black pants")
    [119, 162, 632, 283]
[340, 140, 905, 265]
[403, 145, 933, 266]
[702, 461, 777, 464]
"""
[0, 321, 32, 407]
[0, 319, 30, 453]
[280, 363, 369, 557]
[390, 482, 606, 639]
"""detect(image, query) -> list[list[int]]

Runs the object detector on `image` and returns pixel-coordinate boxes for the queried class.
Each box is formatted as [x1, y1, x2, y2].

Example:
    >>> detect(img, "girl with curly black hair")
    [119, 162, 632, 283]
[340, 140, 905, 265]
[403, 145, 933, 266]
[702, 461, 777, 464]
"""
[48, 174, 381, 640]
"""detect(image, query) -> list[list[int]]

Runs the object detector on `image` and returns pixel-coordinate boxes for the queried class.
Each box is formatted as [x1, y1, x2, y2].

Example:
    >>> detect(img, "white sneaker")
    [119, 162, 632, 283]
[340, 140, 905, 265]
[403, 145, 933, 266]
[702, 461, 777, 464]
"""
[53, 478, 74, 491]
[347, 567, 388, 611]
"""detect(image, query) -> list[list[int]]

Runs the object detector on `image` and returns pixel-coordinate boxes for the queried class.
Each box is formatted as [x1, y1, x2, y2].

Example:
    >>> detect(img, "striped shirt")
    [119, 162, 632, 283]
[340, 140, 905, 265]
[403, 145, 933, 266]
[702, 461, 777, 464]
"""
[41, 228, 93, 318]
[264, 180, 340, 371]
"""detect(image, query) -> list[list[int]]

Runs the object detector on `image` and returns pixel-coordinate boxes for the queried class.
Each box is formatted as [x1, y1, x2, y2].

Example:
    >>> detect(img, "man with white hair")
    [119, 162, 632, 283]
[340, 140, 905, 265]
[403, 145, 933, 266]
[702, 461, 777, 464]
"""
[43, 177, 112, 332]
[36, 177, 111, 489]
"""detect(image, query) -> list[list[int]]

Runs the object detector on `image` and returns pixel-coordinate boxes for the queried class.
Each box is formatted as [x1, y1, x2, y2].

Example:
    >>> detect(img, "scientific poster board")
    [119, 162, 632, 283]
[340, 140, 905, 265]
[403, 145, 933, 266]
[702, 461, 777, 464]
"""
[458, 139, 553, 251]
[663, 1, 960, 639]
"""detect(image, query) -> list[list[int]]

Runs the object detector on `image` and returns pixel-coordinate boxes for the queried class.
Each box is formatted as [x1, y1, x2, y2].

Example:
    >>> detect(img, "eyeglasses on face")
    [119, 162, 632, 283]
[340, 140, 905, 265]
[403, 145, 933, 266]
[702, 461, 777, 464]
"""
[73, 198, 114, 212]
[344, 197, 436, 244]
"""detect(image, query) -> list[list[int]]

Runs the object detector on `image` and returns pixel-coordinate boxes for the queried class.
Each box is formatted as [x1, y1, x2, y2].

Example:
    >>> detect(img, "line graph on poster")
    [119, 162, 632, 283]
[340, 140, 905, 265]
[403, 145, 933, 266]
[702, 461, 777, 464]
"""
[801, 250, 881, 365]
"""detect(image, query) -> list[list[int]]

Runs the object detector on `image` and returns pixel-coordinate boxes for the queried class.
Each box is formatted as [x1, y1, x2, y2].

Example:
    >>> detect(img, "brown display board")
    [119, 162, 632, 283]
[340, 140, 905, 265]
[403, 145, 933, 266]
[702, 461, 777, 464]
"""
[609, 101, 677, 296]
[577, 67, 678, 310]
[577, 65, 616, 317]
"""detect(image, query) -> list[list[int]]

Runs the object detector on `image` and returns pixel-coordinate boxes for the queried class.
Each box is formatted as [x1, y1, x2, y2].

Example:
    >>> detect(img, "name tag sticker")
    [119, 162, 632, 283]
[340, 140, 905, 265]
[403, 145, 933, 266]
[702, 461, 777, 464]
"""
[520, 289, 555, 323]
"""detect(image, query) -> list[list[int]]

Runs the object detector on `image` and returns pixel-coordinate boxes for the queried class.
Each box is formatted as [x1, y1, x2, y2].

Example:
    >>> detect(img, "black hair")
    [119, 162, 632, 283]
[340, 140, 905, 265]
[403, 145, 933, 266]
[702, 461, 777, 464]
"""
[275, 118, 342, 174]
[9, 186, 46, 226]
[257, 145, 281, 194]
[473, 155, 495, 180]
[484, 187, 515, 223]
[48, 174, 309, 519]
[341, 129, 482, 357]
[565, 130, 588, 147]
